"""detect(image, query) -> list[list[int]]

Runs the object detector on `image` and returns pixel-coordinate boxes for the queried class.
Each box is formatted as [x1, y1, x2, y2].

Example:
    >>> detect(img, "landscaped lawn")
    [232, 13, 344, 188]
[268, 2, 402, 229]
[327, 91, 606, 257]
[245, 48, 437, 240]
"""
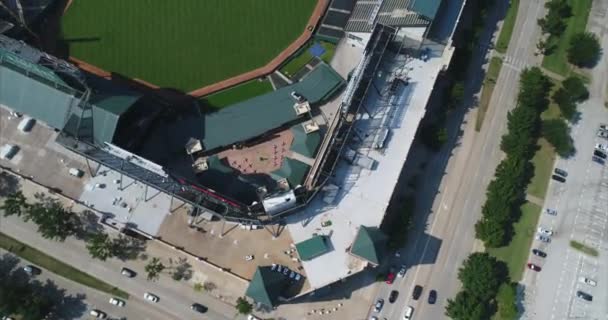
[202, 79, 274, 109]
[542, 0, 593, 76]
[496, 0, 520, 54]
[476, 57, 503, 131]
[488, 202, 542, 281]
[62, 0, 317, 91]
[527, 138, 556, 199]
[280, 41, 337, 77]
[0, 232, 129, 299]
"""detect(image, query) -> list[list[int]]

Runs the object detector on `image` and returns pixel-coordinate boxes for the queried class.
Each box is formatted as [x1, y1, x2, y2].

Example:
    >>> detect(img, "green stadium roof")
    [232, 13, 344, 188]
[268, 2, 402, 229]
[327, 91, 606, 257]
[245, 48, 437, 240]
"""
[296, 235, 331, 261]
[245, 267, 287, 307]
[350, 226, 388, 265]
[290, 124, 322, 158]
[195, 63, 344, 151]
[410, 0, 443, 20]
[271, 157, 310, 187]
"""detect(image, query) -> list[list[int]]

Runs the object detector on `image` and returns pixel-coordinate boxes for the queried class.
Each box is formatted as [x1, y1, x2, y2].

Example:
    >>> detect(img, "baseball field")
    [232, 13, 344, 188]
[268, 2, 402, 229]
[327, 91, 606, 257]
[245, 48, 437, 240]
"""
[61, 0, 317, 92]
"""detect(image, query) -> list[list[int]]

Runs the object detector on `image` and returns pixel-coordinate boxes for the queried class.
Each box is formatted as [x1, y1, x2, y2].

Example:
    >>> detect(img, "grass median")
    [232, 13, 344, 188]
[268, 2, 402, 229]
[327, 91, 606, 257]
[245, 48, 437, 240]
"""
[476, 57, 503, 131]
[487, 202, 542, 281]
[496, 0, 520, 53]
[0, 232, 129, 299]
[570, 240, 599, 257]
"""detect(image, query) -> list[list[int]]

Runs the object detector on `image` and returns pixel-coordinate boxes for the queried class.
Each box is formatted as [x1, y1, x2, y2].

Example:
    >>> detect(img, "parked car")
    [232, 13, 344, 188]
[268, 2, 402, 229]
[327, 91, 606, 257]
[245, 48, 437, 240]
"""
[0, 144, 19, 160]
[551, 174, 566, 183]
[595, 143, 608, 152]
[576, 290, 593, 301]
[397, 265, 407, 277]
[545, 208, 557, 215]
[592, 155, 606, 165]
[282, 267, 290, 276]
[23, 265, 41, 276]
[537, 226, 554, 236]
[17, 117, 35, 133]
[578, 277, 597, 287]
[403, 306, 414, 320]
[553, 168, 568, 177]
[389, 290, 399, 303]
[527, 263, 541, 272]
[144, 292, 159, 303]
[428, 290, 437, 304]
[120, 267, 136, 278]
[109, 297, 125, 307]
[412, 285, 423, 300]
[271, 263, 277, 271]
[532, 249, 547, 257]
[593, 149, 607, 159]
[536, 234, 551, 243]
[598, 129, 608, 139]
[373, 299, 384, 312]
[290, 91, 306, 102]
[385, 272, 396, 284]
[600, 123, 608, 131]
[191, 303, 207, 313]
[89, 310, 107, 319]
[276, 265, 283, 273]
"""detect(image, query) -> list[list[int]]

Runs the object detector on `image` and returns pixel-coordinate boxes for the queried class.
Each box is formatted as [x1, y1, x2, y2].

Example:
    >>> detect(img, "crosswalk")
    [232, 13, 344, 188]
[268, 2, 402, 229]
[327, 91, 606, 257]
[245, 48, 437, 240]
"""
[502, 55, 529, 71]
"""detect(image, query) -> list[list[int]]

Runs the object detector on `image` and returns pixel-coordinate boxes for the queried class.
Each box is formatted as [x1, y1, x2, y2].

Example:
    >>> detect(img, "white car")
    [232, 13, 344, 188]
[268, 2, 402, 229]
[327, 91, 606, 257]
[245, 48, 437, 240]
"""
[403, 305, 414, 319]
[398, 265, 407, 277]
[247, 315, 261, 320]
[144, 292, 159, 303]
[536, 234, 551, 243]
[595, 143, 608, 152]
[537, 226, 553, 236]
[579, 277, 597, 286]
[109, 297, 125, 307]
[89, 310, 106, 319]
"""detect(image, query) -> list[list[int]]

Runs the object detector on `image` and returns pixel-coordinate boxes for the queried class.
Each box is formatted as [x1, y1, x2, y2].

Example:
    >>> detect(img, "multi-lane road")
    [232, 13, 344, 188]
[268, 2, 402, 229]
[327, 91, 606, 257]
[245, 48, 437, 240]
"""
[369, 0, 546, 319]
[522, 0, 608, 318]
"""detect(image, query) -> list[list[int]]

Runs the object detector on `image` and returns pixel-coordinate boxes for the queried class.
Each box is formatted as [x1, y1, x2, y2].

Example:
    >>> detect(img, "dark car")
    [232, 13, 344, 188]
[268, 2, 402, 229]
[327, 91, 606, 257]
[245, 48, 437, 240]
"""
[191, 303, 207, 313]
[593, 149, 607, 159]
[428, 290, 437, 304]
[527, 263, 541, 272]
[576, 291, 593, 301]
[551, 174, 566, 183]
[23, 265, 42, 276]
[388, 290, 399, 303]
[532, 249, 547, 258]
[592, 155, 605, 165]
[120, 267, 136, 278]
[412, 285, 423, 300]
[554, 168, 568, 177]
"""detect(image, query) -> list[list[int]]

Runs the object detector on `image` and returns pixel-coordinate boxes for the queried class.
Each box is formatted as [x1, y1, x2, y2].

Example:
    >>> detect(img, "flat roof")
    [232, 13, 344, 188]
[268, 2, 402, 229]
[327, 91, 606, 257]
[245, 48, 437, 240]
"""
[287, 43, 453, 289]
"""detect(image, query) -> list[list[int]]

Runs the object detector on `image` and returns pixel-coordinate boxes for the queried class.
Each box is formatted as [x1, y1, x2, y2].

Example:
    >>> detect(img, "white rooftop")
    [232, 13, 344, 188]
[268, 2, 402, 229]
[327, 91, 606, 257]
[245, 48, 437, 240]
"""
[287, 45, 454, 289]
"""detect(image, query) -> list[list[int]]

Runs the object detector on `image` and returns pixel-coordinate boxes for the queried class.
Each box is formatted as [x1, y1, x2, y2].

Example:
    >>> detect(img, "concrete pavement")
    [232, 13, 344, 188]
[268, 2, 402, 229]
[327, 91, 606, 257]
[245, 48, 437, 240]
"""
[369, 0, 547, 319]
[521, 0, 608, 318]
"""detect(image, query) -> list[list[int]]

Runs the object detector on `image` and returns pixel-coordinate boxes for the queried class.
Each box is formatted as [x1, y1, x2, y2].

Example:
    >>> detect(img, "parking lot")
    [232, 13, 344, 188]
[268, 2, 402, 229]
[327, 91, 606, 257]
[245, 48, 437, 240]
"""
[522, 99, 608, 319]
[0, 105, 88, 199]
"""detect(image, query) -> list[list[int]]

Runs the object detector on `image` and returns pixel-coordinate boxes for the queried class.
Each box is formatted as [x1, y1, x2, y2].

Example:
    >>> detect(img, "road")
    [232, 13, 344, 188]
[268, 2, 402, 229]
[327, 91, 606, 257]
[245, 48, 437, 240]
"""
[0, 249, 170, 320]
[521, 0, 608, 318]
[369, 0, 547, 319]
[0, 214, 241, 320]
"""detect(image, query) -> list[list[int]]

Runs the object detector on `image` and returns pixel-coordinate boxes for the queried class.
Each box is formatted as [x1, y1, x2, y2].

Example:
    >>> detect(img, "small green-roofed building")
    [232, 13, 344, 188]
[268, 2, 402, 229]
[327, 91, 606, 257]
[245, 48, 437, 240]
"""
[349, 226, 388, 266]
[296, 235, 331, 261]
[245, 266, 288, 308]
[290, 124, 322, 158]
[270, 158, 310, 187]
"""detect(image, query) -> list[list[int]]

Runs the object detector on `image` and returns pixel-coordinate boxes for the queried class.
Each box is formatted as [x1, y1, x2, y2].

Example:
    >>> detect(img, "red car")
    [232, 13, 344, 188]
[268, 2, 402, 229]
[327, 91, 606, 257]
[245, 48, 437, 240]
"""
[527, 263, 541, 272]
[385, 272, 396, 284]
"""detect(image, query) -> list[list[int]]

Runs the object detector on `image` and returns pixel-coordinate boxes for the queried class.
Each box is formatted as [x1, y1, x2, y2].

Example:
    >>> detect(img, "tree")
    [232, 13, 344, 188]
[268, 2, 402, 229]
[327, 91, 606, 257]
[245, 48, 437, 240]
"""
[562, 76, 589, 102]
[86, 232, 114, 261]
[458, 253, 509, 301]
[445, 291, 489, 320]
[475, 218, 507, 248]
[496, 282, 518, 319]
[27, 201, 79, 241]
[542, 119, 575, 157]
[552, 88, 577, 120]
[235, 297, 253, 315]
[1, 191, 28, 217]
[568, 32, 601, 67]
[145, 257, 165, 281]
[449, 82, 465, 108]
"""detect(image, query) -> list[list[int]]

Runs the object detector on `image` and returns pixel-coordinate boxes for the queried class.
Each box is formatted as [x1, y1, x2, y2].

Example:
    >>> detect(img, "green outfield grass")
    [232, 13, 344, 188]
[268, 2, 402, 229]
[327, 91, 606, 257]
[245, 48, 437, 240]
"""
[61, 0, 317, 91]
[202, 79, 273, 109]
[542, 0, 593, 76]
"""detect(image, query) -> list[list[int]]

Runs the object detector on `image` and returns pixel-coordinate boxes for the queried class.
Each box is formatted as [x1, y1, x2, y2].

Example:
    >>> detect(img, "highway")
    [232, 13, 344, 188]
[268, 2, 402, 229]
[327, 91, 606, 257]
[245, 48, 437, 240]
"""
[369, 0, 546, 319]
[0, 213, 241, 320]
[521, 0, 608, 318]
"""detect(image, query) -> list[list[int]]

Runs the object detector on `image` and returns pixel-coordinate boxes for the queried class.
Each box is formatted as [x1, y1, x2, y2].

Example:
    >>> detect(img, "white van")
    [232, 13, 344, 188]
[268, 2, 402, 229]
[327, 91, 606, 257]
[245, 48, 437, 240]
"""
[403, 305, 414, 319]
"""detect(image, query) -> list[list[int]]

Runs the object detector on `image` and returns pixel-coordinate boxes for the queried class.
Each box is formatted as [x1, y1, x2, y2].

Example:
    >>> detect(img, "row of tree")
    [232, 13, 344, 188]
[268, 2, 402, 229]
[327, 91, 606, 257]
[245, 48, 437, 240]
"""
[445, 253, 515, 319]
[475, 67, 551, 248]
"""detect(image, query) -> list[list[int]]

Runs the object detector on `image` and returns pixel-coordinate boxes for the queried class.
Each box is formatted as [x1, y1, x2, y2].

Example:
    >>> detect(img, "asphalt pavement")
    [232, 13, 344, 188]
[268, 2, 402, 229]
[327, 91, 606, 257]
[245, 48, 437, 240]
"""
[368, 0, 547, 319]
[0, 214, 241, 320]
[521, 0, 608, 318]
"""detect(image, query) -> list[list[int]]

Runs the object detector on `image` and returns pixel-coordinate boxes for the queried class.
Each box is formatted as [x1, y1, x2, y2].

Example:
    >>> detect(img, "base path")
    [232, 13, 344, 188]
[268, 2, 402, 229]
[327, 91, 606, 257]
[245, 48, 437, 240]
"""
[188, 0, 329, 97]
